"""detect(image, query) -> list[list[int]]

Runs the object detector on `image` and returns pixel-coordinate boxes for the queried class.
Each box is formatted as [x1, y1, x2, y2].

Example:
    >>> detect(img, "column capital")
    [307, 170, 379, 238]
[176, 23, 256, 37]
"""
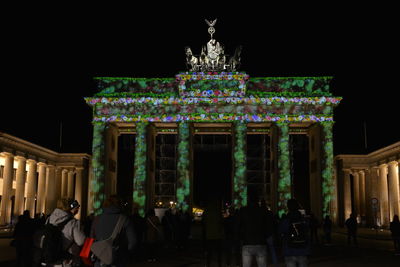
[343, 168, 352, 174]
[14, 155, 27, 162]
[379, 163, 388, 170]
[0, 151, 14, 158]
[358, 170, 365, 175]
[46, 165, 56, 170]
[26, 158, 37, 165]
[388, 161, 399, 168]
[37, 162, 47, 167]
[62, 169, 69, 174]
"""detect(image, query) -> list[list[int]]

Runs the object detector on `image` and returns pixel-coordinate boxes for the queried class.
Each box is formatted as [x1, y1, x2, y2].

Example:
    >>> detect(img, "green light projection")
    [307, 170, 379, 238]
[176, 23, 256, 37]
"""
[133, 122, 148, 217]
[277, 122, 291, 217]
[233, 121, 247, 209]
[176, 122, 190, 212]
[322, 121, 334, 217]
[91, 122, 106, 215]
[86, 73, 341, 218]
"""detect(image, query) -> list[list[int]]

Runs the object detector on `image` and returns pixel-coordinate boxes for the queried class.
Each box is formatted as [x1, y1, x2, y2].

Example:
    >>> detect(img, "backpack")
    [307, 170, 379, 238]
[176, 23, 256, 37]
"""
[287, 217, 308, 248]
[91, 215, 126, 265]
[33, 218, 72, 264]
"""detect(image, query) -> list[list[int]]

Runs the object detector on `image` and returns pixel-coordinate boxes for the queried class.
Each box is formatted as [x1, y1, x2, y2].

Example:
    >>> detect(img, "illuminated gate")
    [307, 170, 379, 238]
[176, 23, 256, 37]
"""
[85, 20, 341, 220]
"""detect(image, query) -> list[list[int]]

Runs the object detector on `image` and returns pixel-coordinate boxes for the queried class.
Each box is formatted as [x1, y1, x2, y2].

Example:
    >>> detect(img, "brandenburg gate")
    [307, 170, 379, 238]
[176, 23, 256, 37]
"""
[85, 20, 341, 219]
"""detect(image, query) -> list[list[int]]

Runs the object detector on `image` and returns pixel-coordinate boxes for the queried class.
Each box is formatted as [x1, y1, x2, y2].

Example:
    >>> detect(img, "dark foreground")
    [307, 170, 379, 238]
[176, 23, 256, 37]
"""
[1, 226, 399, 267]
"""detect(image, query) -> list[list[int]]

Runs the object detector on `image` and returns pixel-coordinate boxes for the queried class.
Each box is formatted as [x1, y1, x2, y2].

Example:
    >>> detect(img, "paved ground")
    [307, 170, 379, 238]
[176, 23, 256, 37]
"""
[1, 225, 398, 266]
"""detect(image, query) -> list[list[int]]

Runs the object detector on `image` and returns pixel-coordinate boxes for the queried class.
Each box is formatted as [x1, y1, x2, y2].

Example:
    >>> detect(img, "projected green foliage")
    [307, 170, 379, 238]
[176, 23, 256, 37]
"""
[133, 122, 148, 217]
[91, 123, 106, 215]
[233, 122, 247, 208]
[277, 122, 291, 217]
[176, 122, 190, 212]
[322, 121, 334, 217]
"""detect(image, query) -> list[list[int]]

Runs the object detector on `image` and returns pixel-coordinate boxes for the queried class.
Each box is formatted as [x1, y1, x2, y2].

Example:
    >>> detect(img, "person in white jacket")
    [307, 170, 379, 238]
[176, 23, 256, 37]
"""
[45, 198, 86, 266]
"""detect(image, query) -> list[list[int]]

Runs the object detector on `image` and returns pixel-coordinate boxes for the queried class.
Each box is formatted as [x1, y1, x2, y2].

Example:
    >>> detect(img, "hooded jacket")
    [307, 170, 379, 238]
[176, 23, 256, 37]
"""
[46, 208, 86, 257]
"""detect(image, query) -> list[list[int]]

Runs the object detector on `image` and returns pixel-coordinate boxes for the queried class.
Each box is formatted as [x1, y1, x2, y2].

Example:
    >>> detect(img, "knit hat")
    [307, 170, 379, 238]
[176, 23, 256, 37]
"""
[69, 199, 80, 210]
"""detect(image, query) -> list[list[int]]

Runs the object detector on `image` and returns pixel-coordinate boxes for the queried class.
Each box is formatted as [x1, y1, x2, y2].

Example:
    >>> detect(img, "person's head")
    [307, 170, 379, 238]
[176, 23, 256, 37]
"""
[57, 198, 80, 215]
[247, 189, 259, 207]
[102, 195, 123, 210]
[393, 215, 399, 222]
[22, 210, 30, 218]
[287, 199, 300, 212]
[146, 208, 155, 217]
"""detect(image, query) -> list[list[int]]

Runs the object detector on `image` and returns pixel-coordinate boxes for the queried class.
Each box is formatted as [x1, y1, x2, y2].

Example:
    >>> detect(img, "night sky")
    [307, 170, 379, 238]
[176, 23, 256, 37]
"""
[2, 6, 399, 156]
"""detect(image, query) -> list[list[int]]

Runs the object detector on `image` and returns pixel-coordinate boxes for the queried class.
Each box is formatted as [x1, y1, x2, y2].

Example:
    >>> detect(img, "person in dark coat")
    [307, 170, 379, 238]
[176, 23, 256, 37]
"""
[145, 208, 162, 262]
[13, 210, 36, 267]
[91, 195, 136, 267]
[161, 208, 175, 248]
[309, 212, 320, 245]
[390, 214, 400, 255]
[279, 198, 311, 267]
[131, 207, 146, 260]
[322, 215, 333, 245]
[202, 197, 224, 267]
[237, 191, 272, 267]
[345, 213, 358, 246]
[223, 207, 240, 267]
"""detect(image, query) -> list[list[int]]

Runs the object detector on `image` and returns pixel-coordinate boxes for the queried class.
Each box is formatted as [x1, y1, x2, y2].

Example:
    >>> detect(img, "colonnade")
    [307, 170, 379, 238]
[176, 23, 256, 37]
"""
[91, 121, 335, 220]
[342, 160, 400, 227]
[0, 151, 85, 224]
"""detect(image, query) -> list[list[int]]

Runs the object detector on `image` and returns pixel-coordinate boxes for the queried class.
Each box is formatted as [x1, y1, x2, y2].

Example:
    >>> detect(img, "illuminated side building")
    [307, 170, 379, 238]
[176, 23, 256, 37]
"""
[0, 132, 91, 224]
[335, 142, 400, 227]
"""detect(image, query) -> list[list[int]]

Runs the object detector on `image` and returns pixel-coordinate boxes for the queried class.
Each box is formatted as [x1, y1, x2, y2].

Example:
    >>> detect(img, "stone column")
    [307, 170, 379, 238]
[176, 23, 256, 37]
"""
[0, 152, 14, 225]
[67, 170, 75, 198]
[75, 167, 83, 220]
[61, 169, 68, 198]
[14, 156, 27, 216]
[343, 169, 352, 221]
[378, 164, 390, 226]
[54, 167, 62, 203]
[321, 121, 335, 217]
[91, 122, 107, 215]
[25, 159, 37, 218]
[359, 170, 366, 217]
[276, 122, 290, 217]
[133, 122, 148, 217]
[176, 122, 191, 213]
[36, 162, 47, 214]
[232, 121, 247, 210]
[369, 167, 380, 226]
[352, 171, 360, 216]
[45, 165, 56, 215]
[388, 161, 400, 220]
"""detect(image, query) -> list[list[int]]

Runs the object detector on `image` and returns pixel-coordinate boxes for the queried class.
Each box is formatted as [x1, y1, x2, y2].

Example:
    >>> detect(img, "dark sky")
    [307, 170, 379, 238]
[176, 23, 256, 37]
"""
[2, 5, 399, 156]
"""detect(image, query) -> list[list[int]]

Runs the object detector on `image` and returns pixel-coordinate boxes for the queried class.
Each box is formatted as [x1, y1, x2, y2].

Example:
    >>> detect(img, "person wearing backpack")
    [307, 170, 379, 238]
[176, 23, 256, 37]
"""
[279, 199, 310, 267]
[33, 198, 86, 267]
[236, 191, 273, 267]
[90, 195, 136, 267]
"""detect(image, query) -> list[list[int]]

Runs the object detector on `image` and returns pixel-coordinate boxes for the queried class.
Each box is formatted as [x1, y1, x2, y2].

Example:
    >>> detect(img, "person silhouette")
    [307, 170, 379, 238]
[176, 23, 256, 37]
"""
[390, 214, 400, 255]
[345, 213, 358, 246]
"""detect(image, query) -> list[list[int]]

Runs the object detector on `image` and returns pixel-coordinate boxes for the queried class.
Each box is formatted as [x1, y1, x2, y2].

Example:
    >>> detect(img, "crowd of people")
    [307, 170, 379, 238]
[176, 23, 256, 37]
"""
[9, 193, 400, 267]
